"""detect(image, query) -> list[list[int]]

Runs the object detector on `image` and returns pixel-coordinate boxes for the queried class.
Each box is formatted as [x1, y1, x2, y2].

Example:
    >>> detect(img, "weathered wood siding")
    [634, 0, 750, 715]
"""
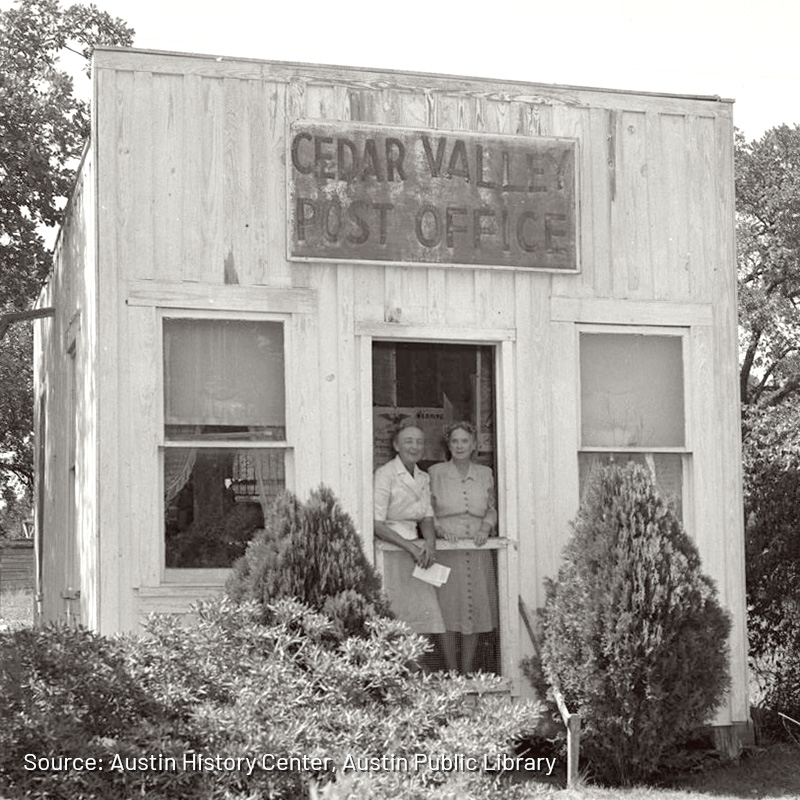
[34, 147, 99, 628]
[39, 48, 745, 723]
[0, 540, 35, 592]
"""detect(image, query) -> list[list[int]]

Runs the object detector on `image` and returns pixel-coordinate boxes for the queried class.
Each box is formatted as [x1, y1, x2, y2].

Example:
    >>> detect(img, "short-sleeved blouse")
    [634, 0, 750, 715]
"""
[373, 455, 434, 540]
[429, 460, 497, 525]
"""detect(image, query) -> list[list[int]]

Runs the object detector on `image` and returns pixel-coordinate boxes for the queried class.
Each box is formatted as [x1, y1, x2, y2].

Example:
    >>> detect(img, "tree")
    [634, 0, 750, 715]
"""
[736, 124, 800, 412]
[0, 0, 133, 528]
[736, 124, 800, 726]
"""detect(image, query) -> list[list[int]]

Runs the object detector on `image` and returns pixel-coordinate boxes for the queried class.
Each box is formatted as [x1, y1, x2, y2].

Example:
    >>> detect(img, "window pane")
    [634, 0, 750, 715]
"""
[164, 319, 285, 430]
[580, 333, 684, 447]
[164, 448, 284, 568]
[578, 452, 683, 519]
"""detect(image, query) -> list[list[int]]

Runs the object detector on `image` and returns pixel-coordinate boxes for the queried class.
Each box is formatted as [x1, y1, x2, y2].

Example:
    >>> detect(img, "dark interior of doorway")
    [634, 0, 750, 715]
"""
[372, 340, 500, 675]
[372, 341, 496, 471]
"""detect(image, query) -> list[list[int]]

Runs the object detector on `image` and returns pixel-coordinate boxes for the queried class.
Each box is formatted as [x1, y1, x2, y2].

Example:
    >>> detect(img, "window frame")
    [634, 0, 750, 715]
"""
[156, 308, 294, 584]
[576, 323, 693, 527]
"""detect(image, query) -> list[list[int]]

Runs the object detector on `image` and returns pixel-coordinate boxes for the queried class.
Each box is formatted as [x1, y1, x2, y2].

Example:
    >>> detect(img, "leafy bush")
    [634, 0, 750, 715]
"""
[227, 485, 392, 637]
[2, 599, 543, 799]
[536, 462, 731, 785]
[742, 406, 800, 736]
[0, 623, 206, 799]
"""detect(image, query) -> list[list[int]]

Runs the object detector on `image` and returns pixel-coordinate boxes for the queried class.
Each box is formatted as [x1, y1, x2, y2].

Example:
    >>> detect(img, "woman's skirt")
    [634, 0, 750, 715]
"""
[435, 516, 499, 635]
[382, 549, 445, 634]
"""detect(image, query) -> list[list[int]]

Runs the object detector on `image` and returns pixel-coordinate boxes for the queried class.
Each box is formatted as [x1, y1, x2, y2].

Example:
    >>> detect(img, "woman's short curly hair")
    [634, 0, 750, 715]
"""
[392, 419, 424, 444]
[444, 420, 477, 440]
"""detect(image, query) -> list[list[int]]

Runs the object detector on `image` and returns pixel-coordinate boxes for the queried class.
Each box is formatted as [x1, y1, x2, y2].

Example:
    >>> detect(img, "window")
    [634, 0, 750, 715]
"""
[162, 317, 287, 569]
[578, 330, 687, 518]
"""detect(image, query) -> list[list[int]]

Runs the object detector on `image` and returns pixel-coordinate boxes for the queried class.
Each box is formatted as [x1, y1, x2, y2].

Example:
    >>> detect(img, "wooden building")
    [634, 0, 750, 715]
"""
[33, 47, 748, 736]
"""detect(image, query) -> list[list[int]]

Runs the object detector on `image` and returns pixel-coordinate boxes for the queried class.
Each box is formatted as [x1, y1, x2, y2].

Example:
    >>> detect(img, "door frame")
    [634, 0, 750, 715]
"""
[356, 322, 521, 692]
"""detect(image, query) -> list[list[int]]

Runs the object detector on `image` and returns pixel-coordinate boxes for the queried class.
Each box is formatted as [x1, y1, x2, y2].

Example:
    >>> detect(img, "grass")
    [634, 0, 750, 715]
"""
[507, 741, 800, 800]
[0, 587, 34, 631]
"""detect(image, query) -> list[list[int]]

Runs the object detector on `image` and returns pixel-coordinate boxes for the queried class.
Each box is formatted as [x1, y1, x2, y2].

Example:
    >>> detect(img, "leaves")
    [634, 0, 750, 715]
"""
[0, 0, 133, 525]
[736, 125, 800, 409]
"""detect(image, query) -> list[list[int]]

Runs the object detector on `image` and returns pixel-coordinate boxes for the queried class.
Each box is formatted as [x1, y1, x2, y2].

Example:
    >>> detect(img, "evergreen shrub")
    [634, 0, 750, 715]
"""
[535, 462, 731, 785]
[226, 485, 392, 636]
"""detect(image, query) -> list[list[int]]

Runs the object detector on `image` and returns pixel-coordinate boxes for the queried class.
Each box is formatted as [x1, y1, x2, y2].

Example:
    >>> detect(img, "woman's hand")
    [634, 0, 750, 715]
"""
[473, 523, 491, 547]
[414, 540, 436, 568]
[434, 521, 458, 543]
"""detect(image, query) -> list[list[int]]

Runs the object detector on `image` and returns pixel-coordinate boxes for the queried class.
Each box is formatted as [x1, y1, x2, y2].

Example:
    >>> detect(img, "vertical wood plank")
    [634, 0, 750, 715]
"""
[586, 107, 614, 298]
[714, 113, 748, 725]
[336, 264, 359, 515]
[620, 110, 653, 299]
[548, 321, 580, 577]
[286, 80, 311, 288]
[498, 338, 521, 692]
[130, 71, 154, 281]
[443, 96, 478, 327]
[126, 305, 161, 588]
[152, 74, 184, 282]
[358, 334, 375, 558]
[262, 80, 290, 287]
[396, 90, 430, 324]
[426, 93, 455, 325]
[111, 70, 133, 283]
[291, 310, 322, 493]
[655, 113, 691, 301]
[94, 66, 124, 631]
[223, 77, 248, 285]
[199, 77, 225, 284]
[181, 73, 202, 282]
[687, 115, 716, 301]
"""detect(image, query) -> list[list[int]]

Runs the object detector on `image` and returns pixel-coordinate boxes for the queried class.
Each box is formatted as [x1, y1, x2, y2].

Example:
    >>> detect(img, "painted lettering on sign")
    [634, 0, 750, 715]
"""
[287, 122, 578, 271]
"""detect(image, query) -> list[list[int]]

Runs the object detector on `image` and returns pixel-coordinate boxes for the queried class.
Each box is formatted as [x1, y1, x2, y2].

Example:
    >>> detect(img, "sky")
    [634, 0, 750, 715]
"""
[50, 0, 800, 141]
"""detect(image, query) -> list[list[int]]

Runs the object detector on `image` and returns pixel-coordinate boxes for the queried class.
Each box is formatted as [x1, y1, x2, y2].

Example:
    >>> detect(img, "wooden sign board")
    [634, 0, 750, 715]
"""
[287, 121, 579, 272]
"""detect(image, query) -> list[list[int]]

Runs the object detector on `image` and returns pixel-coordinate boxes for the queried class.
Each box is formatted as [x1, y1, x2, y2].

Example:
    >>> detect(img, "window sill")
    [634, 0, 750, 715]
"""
[161, 568, 231, 585]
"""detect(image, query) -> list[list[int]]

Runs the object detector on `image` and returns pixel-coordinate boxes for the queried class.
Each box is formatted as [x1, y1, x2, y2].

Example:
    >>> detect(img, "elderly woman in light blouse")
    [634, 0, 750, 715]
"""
[373, 423, 445, 640]
[429, 421, 499, 674]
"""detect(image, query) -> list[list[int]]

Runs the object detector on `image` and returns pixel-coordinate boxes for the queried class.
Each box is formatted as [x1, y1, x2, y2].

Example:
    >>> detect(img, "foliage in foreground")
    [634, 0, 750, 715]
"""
[0, 598, 543, 799]
[532, 462, 731, 786]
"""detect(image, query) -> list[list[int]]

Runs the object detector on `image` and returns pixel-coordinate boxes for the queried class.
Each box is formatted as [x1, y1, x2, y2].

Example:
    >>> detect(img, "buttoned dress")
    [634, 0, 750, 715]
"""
[429, 460, 499, 635]
[373, 456, 446, 634]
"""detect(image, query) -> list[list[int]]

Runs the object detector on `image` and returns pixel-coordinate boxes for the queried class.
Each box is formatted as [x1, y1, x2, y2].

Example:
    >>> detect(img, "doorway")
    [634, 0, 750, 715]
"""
[372, 340, 500, 674]
[372, 341, 496, 473]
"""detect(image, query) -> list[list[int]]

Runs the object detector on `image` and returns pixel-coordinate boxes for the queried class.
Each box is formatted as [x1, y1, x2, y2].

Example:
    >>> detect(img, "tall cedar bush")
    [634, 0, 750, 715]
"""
[539, 462, 731, 785]
[226, 485, 392, 636]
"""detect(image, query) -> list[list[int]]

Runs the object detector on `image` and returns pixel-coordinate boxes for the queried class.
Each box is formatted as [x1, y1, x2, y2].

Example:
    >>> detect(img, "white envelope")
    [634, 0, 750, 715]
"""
[412, 562, 451, 587]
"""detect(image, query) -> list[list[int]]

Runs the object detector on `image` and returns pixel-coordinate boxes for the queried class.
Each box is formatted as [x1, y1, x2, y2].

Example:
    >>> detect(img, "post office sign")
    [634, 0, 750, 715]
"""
[287, 121, 579, 271]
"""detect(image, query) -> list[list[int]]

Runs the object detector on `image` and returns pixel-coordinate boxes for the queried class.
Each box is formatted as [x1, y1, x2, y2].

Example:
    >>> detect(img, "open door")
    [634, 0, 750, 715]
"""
[372, 340, 502, 675]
